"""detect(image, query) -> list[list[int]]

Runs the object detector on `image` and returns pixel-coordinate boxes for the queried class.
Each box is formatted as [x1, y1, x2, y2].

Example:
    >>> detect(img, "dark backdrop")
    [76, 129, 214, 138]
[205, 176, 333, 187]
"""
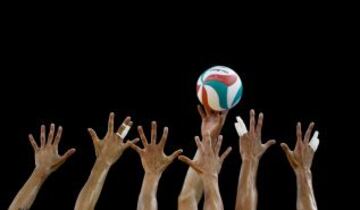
[0, 15, 344, 210]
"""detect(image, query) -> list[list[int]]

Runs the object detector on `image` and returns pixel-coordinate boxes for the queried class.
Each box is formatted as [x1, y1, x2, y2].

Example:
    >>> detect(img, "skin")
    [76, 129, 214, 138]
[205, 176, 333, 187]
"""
[235, 109, 276, 210]
[129, 121, 183, 210]
[178, 105, 228, 210]
[74, 113, 139, 210]
[178, 133, 232, 210]
[9, 124, 76, 210]
[281, 122, 318, 210]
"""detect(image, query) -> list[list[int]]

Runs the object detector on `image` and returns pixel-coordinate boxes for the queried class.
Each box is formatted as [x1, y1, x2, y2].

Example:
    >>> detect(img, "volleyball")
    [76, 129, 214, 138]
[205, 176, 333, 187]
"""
[196, 66, 243, 111]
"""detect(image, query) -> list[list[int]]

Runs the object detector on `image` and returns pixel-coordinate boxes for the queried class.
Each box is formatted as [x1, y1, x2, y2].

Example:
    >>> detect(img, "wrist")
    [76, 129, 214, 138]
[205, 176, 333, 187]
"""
[295, 168, 312, 179]
[144, 172, 162, 180]
[201, 130, 221, 141]
[33, 167, 50, 181]
[199, 169, 219, 182]
[143, 172, 161, 191]
[241, 157, 259, 166]
[96, 150, 124, 167]
[201, 174, 220, 195]
[95, 158, 113, 169]
[201, 173, 219, 182]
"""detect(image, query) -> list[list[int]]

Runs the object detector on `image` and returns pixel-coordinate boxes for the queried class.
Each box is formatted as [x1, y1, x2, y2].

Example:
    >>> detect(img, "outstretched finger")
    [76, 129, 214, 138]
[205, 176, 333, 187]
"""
[178, 155, 202, 174]
[54, 126, 63, 146]
[107, 112, 115, 134]
[57, 148, 76, 166]
[151, 121, 157, 144]
[280, 143, 293, 162]
[48, 123, 55, 145]
[296, 122, 302, 144]
[40, 125, 46, 147]
[194, 136, 204, 152]
[168, 149, 183, 162]
[204, 104, 211, 116]
[137, 126, 149, 146]
[117, 116, 132, 134]
[128, 140, 142, 154]
[304, 122, 315, 144]
[249, 109, 255, 132]
[215, 135, 223, 155]
[220, 146, 232, 162]
[256, 113, 264, 137]
[88, 128, 99, 142]
[28, 134, 39, 152]
[197, 105, 206, 119]
[159, 127, 169, 148]
[264, 139, 276, 150]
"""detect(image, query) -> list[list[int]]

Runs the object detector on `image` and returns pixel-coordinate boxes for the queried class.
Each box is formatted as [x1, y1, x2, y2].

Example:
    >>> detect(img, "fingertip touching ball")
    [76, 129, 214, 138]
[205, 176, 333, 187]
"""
[196, 66, 243, 111]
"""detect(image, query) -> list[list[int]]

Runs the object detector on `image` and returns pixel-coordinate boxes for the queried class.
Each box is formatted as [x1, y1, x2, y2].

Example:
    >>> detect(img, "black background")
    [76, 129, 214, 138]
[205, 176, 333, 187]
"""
[0, 7, 351, 210]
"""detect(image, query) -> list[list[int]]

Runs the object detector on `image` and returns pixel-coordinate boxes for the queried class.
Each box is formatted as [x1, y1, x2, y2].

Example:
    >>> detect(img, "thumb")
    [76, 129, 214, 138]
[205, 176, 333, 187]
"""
[280, 143, 293, 162]
[178, 155, 203, 174]
[61, 148, 76, 161]
[169, 149, 183, 162]
[264, 139, 276, 149]
[54, 148, 76, 169]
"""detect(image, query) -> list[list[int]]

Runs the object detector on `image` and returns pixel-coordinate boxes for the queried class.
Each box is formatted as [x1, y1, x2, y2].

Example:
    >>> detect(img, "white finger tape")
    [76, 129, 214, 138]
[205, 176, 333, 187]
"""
[309, 131, 320, 152]
[116, 125, 131, 139]
[235, 116, 248, 136]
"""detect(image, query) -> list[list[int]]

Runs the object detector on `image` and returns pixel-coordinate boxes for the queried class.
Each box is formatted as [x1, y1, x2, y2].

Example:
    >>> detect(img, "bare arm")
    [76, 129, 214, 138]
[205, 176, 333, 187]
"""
[75, 113, 138, 210]
[178, 150, 203, 209]
[9, 168, 48, 210]
[202, 175, 223, 210]
[9, 124, 75, 210]
[137, 173, 161, 210]
[179, 134, 232, 210]
[296, 170, 317, 210]
[178, 105, 228, 210]
[281, 122, 319, 210]
[74, 158, 111, 210]
[129, 121, 182, 210]
[236, 158, 259, 210]
[235, 110, 276, 210]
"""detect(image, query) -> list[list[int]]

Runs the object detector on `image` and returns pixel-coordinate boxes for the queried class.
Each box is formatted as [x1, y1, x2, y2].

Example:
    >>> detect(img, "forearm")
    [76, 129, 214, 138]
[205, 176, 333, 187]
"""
[202, 175, 223, 210]
[9, 168, 49, 210]
[75, 159, 111, 210]
[295, 170, 317, 210]
[178, 150, 203, 210]
[235, 158, 259, 210]
[137, 173, 161, 210]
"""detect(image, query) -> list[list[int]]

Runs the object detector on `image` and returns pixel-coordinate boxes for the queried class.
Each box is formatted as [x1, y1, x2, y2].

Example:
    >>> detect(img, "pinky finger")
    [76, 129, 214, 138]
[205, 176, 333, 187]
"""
[220, 146, 232, 162]
[28, 134, 39, 152]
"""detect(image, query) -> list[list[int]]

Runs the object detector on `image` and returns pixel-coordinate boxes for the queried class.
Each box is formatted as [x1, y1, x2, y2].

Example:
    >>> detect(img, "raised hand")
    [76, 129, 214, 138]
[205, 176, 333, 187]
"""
[281, 122, 319, 172]
[130, 121, 183, 210]
[88, 112, 139, 166]
[129, 121, 183, 175]
[179, 133, 232, 177]
[238, 109, 276, 160]
[9, 124, 75, 210]
[179, 133, 231, 210]
[280, 122, 319, 210]
[29, 124, 76, 175]
[178, 105, 229, 210]
[198, 104, 228, 140]
[235, 109, 276, 210]
[75, 112, 138, 210]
